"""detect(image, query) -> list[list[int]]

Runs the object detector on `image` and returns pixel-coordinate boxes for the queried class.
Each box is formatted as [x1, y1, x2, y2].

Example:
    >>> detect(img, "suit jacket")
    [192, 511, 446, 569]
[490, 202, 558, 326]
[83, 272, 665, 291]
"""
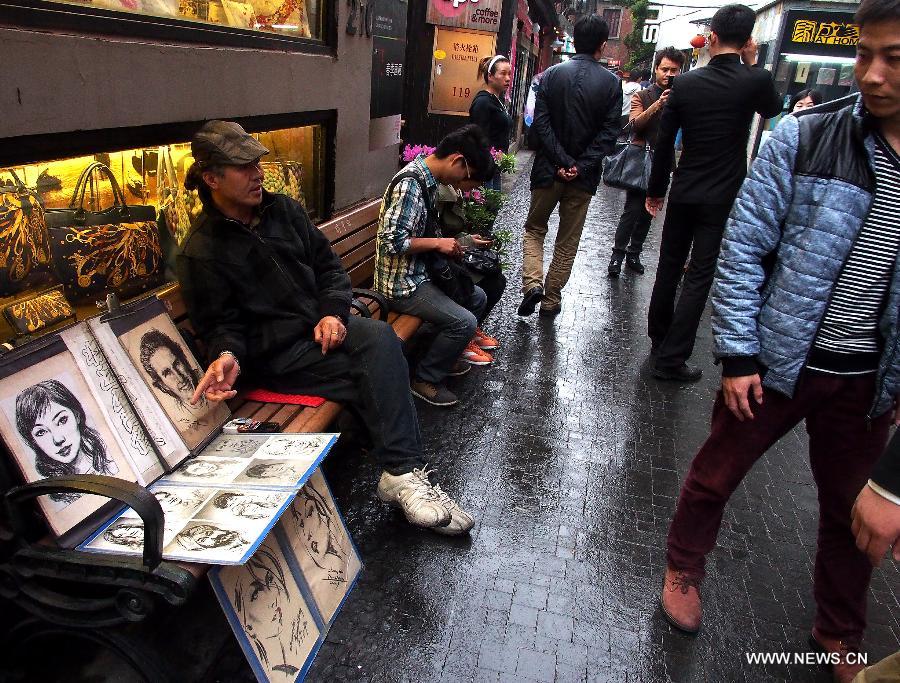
[647, 53, 782, 204]
[530, 54, 622, 194]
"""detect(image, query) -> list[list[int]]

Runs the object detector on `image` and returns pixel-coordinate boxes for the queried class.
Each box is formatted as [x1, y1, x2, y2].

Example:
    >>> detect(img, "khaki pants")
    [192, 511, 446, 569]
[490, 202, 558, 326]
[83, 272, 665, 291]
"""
[853, 651, 900, 683]
[521, 182, 592, 308]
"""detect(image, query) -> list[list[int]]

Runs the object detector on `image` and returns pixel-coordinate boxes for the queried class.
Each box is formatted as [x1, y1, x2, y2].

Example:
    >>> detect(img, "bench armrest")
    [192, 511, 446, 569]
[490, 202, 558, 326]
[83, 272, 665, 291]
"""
[5, 475, 164, 569]
[352, 288, 390, 322]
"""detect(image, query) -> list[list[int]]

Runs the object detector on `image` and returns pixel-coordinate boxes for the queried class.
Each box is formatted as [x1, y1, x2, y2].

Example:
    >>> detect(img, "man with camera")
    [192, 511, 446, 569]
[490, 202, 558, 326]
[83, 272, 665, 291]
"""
[644, 4, 782, 382]
[607, 46, 685, 278]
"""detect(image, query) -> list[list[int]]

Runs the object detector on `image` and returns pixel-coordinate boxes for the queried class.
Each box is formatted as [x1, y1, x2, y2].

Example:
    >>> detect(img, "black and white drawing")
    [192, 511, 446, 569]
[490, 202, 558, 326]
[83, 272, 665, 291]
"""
[232, 459, 308, 488]
[256, 434, 334, 461]
[120, 485, 211, 521]
[205, 434, 269, 458]
[200, 490, 290, 521]
[163, 456, 247, 484]
[279, 470, 361, 624]
[168, 521, 252, 561]
[85, 517, 179, 553]
[212, 540, 321, 682]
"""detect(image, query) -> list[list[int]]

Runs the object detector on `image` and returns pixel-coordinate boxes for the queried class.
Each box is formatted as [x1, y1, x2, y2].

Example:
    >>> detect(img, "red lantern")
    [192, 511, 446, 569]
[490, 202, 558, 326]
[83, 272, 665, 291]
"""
[690, 34, 707, 49]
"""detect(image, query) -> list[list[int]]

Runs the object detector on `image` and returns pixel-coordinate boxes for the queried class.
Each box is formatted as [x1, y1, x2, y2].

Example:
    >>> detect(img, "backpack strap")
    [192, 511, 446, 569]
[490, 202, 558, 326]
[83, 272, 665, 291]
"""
[383, 169, 438, 238]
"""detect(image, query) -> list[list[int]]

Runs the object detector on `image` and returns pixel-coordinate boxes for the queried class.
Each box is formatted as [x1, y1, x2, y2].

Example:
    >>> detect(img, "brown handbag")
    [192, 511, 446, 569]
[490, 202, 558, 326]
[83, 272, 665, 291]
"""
[0, 170, 54, 296]
[45, 162, 164, 303]
[261, 160, 306, 208]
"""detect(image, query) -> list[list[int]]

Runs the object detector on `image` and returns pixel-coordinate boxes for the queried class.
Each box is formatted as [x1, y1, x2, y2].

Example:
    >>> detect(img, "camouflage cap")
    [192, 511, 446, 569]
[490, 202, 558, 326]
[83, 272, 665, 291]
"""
[191, 120, 269, 166]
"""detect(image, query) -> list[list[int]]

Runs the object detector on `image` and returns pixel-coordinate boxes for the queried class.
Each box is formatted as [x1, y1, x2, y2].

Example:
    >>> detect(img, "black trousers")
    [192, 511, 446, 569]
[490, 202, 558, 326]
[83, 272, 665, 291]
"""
[612, 189, 652, 256]
[477, 270, 507, 323]
[257, 316, 425, 475]
[647, 202, 732, 369]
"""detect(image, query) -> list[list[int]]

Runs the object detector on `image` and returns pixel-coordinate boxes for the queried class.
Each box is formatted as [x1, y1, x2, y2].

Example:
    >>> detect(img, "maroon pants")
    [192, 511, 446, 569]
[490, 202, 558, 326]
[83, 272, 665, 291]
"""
[666, 371, 891, 641]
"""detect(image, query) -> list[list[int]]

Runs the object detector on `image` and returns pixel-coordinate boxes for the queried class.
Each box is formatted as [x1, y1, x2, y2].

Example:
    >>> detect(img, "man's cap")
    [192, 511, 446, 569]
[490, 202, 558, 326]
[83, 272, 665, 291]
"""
[191, 120, 269, 166]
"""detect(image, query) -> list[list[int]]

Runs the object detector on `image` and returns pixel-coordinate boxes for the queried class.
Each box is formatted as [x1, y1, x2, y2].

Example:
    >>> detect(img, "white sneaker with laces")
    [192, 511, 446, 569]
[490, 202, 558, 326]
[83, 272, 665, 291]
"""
[377, 467, 451, 528]
[430, 483, 475, 536]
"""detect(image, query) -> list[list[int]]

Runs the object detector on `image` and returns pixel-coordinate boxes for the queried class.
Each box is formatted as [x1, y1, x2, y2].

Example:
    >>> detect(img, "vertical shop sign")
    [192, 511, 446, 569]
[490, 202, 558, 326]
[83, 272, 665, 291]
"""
[369, 0, 408, 150]
[426, 0, 502, 32]
[429, 27, 496, 116]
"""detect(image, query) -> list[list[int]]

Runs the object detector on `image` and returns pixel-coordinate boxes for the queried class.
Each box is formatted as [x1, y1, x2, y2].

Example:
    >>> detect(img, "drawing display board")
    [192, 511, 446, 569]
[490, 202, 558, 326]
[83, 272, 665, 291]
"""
[0, 335, 142, 535]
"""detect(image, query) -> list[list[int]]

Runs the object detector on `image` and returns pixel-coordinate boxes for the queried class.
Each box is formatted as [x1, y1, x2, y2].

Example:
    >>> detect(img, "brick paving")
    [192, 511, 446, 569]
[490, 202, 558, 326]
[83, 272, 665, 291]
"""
[299, 152, 899, 683]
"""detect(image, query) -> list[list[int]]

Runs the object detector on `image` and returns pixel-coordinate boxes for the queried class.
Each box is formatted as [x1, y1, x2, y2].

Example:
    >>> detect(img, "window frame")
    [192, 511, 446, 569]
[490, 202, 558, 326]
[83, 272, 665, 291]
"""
[601, 7, 622, 40]
[0, 0, 337, 54]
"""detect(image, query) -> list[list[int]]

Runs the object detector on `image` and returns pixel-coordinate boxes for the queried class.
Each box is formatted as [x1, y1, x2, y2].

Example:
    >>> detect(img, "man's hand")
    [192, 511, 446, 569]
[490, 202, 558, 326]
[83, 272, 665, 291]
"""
[657, 89, 671, 107]
[851, 486, 900, 567]
[740, 38, 758, 66]
[722, 373, 763, 421]
[314, 315, 347, 355]
[645, 197, 665, 217]
[434, 238, 463, 259]
[556, 166, 578, 182]
[192, 355, 240, 404]
[470, 234, 494, 248]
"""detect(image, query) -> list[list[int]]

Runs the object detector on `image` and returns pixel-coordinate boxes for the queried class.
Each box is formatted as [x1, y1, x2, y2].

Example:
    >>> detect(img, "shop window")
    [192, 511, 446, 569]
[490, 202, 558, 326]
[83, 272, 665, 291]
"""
[602, 8, 621, 39]
[5, 0, 333, 51]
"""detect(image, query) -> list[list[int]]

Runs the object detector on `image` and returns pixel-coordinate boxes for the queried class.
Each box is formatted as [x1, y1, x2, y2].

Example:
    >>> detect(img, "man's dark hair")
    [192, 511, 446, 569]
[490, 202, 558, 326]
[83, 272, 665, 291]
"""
[573, 15, 610, 54]
[434, 124, 497, 182]
[855, 0, 900, 26]
[626, 71, 641, 82]
[184, 162, 225, 206]
[138, 329, 200, 404]
[710, 4, 755, 48]
[655, 46, 686, 69]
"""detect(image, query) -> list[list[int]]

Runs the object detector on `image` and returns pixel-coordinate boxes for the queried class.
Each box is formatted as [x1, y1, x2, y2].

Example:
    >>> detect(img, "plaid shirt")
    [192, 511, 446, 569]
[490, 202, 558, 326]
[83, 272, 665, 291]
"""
[374, 157, 438, 299]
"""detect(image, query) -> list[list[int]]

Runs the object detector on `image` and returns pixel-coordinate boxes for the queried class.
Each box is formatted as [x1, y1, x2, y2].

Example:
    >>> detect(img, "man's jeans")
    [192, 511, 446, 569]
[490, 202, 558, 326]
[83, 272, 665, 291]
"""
[612, 189, 652, 257]
[389, 281, 487, 384]
[522, 181, 593, 308]
[257, 316, 425, 475]
[667, 371, 891, 642]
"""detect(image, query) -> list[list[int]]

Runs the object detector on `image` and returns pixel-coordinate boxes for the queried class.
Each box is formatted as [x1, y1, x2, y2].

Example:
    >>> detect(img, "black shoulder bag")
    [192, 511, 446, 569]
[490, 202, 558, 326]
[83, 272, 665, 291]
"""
[385, 172, 475, 307]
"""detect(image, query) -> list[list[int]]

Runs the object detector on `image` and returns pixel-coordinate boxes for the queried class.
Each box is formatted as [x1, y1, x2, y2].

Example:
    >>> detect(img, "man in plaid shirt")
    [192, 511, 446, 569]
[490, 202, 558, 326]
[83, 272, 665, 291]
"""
[376, 125, 498, 407]
[178, 120, 475, 536]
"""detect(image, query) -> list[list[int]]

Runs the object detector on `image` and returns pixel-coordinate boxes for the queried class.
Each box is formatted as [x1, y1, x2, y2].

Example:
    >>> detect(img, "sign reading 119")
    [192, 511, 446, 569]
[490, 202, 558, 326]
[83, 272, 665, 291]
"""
[451, 87, 472, 98]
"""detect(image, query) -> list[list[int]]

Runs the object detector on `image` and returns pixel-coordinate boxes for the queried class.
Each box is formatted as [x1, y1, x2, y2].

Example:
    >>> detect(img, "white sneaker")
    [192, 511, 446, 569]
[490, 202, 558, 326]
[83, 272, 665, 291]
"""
[430, 483, 475, 536]
[377, 468, 451, 528]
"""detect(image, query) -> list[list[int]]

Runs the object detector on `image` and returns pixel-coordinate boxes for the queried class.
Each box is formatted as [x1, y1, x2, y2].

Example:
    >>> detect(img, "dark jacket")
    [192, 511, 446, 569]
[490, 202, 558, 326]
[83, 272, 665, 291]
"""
[469, 90, 512, 153]
[873, 429, 900, 498]
[530, 54, 622, 194]
[176, 191, 352, 377]
[648, 53, 782, 204]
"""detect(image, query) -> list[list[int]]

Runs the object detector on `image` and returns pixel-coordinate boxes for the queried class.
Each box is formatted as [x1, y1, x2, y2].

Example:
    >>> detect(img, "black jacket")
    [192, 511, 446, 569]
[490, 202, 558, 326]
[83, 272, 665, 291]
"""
[469, 90, 512, 153]
[176, 192, 352, 377]
[530, 54, 622, 194]
[648, 53, 782, 204]
[873, 429, 900, 498]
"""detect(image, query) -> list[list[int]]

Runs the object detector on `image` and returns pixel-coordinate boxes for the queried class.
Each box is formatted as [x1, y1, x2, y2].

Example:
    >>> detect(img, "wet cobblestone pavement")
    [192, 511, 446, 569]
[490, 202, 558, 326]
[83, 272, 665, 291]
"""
[268, 154, 896, 682]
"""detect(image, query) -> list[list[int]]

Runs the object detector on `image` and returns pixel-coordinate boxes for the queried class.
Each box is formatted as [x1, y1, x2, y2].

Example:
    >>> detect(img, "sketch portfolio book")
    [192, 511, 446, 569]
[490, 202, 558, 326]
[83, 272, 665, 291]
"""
[77, 432, 338, 565]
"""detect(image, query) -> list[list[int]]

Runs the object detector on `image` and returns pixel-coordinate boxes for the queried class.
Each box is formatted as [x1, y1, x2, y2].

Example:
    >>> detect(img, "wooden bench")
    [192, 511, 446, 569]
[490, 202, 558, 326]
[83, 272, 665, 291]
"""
[0, 197, 424, 681]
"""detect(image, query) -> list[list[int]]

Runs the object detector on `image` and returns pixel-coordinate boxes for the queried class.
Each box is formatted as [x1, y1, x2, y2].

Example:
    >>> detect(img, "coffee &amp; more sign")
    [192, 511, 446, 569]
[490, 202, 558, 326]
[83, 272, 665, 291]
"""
[426, 0, 502, 33]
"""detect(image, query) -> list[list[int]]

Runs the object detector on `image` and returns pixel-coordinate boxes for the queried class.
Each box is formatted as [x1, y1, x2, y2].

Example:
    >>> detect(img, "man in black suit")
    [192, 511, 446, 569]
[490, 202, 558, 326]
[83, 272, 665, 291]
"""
[644, 4, 782, 381]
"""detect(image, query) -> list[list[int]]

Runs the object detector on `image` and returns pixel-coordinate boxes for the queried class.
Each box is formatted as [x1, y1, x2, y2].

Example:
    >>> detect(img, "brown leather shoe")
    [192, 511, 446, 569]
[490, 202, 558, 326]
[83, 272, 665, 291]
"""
[809, 628, 866, 683]
[660, 567, 702, 633]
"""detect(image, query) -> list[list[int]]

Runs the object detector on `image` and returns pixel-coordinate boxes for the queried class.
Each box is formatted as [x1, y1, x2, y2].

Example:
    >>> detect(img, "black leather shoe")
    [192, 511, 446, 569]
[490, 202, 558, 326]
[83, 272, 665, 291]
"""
[626, 254, 645, 274]
[608, 255, 623, 277]
[652, 364, 703, 382]
[518, 286, 544, 316]
[539, 304, 562, 317]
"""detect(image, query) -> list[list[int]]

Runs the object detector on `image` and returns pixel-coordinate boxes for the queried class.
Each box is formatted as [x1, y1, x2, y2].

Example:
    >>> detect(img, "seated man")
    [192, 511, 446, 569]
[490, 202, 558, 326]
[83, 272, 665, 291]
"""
[375, 125, 498, 408]
[177, 120, 474, 535]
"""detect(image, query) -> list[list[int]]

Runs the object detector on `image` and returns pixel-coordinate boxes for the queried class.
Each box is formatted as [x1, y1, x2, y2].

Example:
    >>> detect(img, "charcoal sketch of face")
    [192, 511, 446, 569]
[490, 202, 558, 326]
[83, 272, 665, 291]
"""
[244, 462, 301, 481]
[103, 520, 145, 549]
[15, 379, 118, 503]
[292, 479, 349, 578]
[213, 492, 281, 520]
[181, 460, 223, 478]
[138, 329, 203, 411]
[232, 544, 314, 678]
[153, 488, 209, 517]
[175, 523, 247, 552]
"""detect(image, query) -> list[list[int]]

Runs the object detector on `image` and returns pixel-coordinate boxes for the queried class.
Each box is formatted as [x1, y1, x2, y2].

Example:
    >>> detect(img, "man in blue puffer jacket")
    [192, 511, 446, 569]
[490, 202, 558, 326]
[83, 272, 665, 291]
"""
[660, 1, 900, 680]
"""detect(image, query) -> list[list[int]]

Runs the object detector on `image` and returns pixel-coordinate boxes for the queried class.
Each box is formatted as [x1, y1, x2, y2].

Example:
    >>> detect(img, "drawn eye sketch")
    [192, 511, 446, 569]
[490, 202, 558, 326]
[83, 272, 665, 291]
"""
[171, 521, 250, 556]
[14, 379, 119, 505]
[213, 541, 320, 682]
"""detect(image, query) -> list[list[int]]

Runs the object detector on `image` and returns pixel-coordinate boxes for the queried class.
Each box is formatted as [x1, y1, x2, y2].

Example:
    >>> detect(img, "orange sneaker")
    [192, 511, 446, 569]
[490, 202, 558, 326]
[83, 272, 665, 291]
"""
[473, 328, 499, 350]
[461, 341, 493, 365]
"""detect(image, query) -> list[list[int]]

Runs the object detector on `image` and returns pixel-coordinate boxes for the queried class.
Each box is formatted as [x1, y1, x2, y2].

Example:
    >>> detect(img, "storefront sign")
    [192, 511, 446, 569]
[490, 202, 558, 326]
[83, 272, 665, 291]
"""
[370, 0, 407, 149]
[426, 0, 502, 33]
[429, 27, 496, 116]
[782, 10, 859, 58]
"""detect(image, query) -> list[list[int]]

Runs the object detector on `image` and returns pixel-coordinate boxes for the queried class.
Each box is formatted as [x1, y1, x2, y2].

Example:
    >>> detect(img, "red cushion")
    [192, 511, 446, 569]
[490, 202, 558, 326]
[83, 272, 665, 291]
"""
[240, 388, 326, 407]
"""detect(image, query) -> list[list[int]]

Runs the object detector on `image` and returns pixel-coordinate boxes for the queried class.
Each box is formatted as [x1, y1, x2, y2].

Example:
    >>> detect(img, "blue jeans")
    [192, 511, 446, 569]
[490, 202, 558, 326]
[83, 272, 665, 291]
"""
[389, 281, 487, 384]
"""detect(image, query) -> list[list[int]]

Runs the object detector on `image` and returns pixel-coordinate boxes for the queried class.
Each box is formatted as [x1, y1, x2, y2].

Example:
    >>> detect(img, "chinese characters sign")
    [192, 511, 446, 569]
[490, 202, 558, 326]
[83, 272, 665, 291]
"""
[426, 0, 502, 32]
[370, 0, 407, 149]
[783, 10, 859, 59]
[429, 27, 496, 116]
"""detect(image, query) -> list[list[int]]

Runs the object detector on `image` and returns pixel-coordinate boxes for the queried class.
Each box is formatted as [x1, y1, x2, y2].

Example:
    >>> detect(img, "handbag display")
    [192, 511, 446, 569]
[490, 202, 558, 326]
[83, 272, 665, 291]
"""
[157, 146, 193, 245]
[2, 285, 74, 336]
[220, 0, 257, 28]
[602, 123, 652, 193]
[0, 170, 54, 296]
[46, 162, 164, 303]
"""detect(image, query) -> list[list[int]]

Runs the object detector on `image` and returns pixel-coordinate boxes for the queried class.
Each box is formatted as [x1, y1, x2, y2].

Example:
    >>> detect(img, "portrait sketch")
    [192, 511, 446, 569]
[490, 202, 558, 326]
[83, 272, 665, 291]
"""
[166, 520, 253, 562]
[0, 349, 139, 536]
[278, 470, 361, 624]
[163, 456, 247, 485]
[120, 485, 212, 521]
[119, 313, 229, 450]
[205, 434, 269, 458]
[83, 516, 180, 554]
[256, 434, 335, 462]
[212, 540, 321, 682]
[232, 458, 309, 489]
[197, 489, 292, 524]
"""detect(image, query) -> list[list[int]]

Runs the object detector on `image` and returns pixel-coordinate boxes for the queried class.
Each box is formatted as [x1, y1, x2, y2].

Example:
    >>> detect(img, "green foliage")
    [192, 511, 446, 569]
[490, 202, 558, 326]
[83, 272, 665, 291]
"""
[463, 189, 504, 236]
[497, 152, 517, 175]
[624, 0, 655, 71]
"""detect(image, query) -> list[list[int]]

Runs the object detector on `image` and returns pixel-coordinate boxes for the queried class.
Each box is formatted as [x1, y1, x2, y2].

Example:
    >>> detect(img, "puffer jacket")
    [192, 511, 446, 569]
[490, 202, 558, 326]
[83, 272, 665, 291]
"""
[712, 94, 900, 418]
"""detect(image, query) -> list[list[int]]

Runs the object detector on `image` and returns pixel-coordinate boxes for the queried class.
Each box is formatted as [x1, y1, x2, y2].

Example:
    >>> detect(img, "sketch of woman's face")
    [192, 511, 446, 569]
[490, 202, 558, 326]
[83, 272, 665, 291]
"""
[30, 400, 83, 465]
[296, 488, 344, 571]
